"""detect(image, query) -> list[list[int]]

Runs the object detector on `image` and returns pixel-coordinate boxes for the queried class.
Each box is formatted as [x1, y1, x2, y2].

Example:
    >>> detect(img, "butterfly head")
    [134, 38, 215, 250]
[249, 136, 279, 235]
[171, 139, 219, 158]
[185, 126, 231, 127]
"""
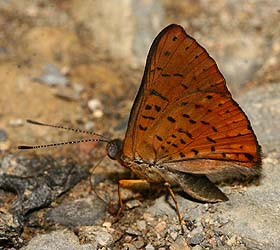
[106, 138, 123, 162]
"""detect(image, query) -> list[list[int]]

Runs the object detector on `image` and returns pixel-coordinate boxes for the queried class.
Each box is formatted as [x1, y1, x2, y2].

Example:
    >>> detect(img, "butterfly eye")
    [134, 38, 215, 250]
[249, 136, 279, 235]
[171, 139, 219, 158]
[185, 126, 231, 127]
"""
[106, 139, 123, 160]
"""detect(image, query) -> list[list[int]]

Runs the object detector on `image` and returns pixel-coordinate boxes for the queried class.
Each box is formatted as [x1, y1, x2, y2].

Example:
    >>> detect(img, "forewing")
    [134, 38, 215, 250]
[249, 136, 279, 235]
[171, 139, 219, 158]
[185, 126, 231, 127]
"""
[122, 24, 260, 174]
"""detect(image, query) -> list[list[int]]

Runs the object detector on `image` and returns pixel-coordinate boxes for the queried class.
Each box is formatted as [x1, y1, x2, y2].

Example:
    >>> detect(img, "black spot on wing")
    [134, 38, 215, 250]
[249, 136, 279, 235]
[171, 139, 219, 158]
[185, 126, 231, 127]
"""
[189, 119, 196, 124]
[173, 73, 184, 77]
[181, 84, 188, 89]
[167, 116, 176, 123]
[156, 135, 163, 141]
[178, 128, 193, 139]
[201, 120, 210, 125]
[212, 126, 218, 132]
[139, 124, 147, 131]
[191, 149, 199, 155]
[206, 137, 216, 143]
[244, 153, 254, 161]
[164, 51, 170, 56]
[142, 115, 155, 120]
[182, 114, 190, 118]
[145, 104, 152, 110]
[150, 89, 168, 101]
[180, 139, 186, 144]
[154, 105, 161, 112]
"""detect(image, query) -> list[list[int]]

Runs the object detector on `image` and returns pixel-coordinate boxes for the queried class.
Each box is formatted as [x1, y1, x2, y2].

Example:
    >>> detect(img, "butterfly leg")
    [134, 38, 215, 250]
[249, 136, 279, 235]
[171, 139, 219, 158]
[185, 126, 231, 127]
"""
[117, 179, 151, 218]
[164, 182, 185, 231]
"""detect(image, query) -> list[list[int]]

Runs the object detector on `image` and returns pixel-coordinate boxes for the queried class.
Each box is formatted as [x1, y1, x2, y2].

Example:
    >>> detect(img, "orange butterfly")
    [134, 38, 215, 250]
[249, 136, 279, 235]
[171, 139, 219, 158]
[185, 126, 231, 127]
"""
[106, 24, 261, 205]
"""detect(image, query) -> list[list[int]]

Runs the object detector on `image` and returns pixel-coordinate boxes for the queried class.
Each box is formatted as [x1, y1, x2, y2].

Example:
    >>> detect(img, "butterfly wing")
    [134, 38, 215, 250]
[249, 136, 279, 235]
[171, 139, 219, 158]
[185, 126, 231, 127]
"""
[123, 24, 261, 178]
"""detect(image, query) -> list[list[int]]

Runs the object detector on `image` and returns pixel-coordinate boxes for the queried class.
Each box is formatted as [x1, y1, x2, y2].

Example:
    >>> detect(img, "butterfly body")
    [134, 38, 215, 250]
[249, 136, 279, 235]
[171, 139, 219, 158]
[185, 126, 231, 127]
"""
[107, 138, 229, 202]
[107, 139, 165, 183]
[106, 24, 261, 203]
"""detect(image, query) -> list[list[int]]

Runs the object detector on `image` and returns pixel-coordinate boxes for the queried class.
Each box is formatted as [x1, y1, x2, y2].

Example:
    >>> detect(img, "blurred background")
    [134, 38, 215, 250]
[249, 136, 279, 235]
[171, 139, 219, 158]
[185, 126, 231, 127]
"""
[0, 0, 279, 155]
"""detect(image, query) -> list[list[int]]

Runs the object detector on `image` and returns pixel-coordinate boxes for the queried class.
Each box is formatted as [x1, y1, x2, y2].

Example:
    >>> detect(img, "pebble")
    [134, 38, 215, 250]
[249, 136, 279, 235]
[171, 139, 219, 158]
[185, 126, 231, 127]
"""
[136, 220, 146, 231]
[226, 235, 239, 246]
[88, 99, 102, 112]
[33, 64, 69, 86]
[134, 240, 145, 248]
[77, 226, 115, 247]
[143, 213, 155, 222]
[126, 228, 141, 236]
[126, 199, 141, 209]
[145, 243, 155, 250]
[88, 99, 104, 118]
[0, 129, 8, 141]
[0, 140, 10, 151]
[92, 109, 104, 118]
[170, 235, 190, 250]
[55, 87, 80, 101]
[46, 197, 106, 226]
[192, 246, 203, 250]
[8, 119, 24, 127]
[123, 243, 137, 250]
[154, 221, 167, 234]
[84, 121, 95, 131]
[124, 235, 133, 243]
[102, 222, 112, 228]
[21, 230, 81, 250]
[95, 230, 114, 246]
[188, 233, 205, 246]
[170, 231, 178, 241]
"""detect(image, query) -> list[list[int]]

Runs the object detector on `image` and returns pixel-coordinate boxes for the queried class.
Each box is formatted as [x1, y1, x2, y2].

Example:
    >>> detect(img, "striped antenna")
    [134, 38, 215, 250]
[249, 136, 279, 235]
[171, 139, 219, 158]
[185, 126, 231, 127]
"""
[18, 119, 110, 150]
[26, 119, 109, 141]
[18, 138, 107, 150]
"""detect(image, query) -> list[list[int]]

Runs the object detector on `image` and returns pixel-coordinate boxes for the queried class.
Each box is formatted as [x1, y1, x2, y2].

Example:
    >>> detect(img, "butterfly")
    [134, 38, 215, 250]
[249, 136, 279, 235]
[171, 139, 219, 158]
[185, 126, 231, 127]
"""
[19, 24, 261, 224]
[106, 24, 261, 206]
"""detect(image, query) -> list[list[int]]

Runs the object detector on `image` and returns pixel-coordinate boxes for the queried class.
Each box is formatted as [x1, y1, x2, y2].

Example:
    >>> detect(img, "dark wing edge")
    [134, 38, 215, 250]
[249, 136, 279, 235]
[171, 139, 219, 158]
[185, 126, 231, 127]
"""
[123, 24, 183, 155]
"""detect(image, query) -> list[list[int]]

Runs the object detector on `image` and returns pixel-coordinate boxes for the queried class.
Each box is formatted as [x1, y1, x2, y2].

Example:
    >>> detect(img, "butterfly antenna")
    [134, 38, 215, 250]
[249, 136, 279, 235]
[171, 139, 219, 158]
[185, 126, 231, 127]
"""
[18, 138, 108, 150]
[25, 119, 110, 142]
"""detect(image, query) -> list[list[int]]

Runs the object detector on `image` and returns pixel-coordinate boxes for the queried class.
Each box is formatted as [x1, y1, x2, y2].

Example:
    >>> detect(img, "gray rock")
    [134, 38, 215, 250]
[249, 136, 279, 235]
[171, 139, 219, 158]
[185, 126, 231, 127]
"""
[20, 230, 84, 250]
[145, 243, 155, 250]
[170, 235, 189, 249]
[188, 233, 205, 246]
[123, 243, 137, 250]
[136, 220, 146, 231]
[46, 196, 106, 227]
[77, 226, 115, 248]
[134, 240, 145, 249]
[0, 155, 90, 221]
[216, 155, 280, 249]
[33, 64, 69, 86]
[237, 83, 280, 154]
[0, 128, 8, 141]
